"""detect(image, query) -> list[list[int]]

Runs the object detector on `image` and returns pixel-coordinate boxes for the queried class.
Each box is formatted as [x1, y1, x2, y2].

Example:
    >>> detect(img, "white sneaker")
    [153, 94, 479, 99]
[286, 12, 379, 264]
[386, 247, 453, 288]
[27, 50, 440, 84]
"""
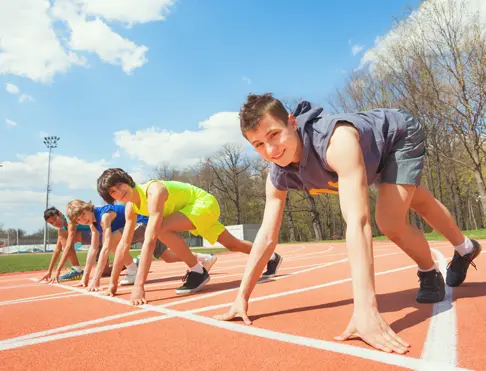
[120, 271, 137, 286]
[201, 254, 218, 272]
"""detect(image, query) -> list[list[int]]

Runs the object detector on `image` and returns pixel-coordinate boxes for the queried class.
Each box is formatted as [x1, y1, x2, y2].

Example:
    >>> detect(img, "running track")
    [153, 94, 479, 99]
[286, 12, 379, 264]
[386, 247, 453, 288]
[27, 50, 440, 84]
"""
[0, 240, 485, 371]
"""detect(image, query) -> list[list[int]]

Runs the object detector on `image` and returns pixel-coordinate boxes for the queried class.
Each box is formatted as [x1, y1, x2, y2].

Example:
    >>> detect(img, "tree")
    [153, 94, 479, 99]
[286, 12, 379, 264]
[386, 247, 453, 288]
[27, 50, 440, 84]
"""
[208, 144, 251, 225]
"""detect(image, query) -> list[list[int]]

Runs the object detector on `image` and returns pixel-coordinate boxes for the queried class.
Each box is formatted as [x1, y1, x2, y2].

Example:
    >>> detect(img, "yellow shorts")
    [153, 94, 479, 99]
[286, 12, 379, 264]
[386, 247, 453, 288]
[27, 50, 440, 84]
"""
[179, 193, 225, 245]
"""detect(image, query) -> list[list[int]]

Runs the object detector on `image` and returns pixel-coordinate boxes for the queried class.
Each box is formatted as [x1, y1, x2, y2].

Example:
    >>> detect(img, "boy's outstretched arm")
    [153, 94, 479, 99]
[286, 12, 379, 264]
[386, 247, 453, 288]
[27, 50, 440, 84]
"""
[130, 183, 168, 305]
[39, 234, 64, 282]
[79, 226, 100, 288]
[106, 204, 136, 296]
[87, 214, 115, 291]
[214, 174, 287, 324]
[326, 123, 409, 354]
[50, 223, 77, 283]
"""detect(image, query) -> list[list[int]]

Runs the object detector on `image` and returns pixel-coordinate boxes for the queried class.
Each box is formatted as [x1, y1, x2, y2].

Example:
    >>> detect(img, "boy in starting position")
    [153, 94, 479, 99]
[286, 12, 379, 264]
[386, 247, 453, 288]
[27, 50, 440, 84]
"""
[215, 93, 482, 355]
[96, 168, 282, 305]
[39, 207, 110, 283]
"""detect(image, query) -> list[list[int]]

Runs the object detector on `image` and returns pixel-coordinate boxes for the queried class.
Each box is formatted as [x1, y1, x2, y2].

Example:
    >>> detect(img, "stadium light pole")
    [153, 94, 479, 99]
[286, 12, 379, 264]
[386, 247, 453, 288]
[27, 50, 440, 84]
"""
[43, 136, 60, 252]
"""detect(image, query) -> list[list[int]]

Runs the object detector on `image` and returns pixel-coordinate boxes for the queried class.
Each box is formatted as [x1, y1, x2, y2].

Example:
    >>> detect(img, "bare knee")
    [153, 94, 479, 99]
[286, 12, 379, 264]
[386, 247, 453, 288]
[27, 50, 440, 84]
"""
[376, 213, 407, 241]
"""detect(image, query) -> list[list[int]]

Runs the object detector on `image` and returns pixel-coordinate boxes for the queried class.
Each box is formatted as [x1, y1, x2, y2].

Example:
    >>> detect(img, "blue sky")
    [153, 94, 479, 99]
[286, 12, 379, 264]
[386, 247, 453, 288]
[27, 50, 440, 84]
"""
[0, 0, 421, 233]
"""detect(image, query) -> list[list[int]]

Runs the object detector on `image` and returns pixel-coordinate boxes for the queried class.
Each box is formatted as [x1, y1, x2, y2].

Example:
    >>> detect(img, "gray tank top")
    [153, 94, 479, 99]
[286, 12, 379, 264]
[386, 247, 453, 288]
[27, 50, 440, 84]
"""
[269, 101, 409, 195]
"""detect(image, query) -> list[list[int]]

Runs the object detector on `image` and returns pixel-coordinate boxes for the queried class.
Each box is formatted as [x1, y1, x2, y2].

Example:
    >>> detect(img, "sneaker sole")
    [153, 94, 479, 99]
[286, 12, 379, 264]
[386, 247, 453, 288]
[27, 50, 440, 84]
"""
[120, 280, 135, 286]
[120, 274, 137, 286]
[416, 295, 445, 304]
[60, 275, 82, 281]
[175, 276, 210, 295]
[261, 256, 283, 278]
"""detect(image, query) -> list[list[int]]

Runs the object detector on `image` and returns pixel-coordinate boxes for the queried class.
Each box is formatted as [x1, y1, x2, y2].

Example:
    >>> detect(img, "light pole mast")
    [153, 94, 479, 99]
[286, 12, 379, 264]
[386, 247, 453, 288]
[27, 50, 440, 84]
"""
[43, 136, 60, 252]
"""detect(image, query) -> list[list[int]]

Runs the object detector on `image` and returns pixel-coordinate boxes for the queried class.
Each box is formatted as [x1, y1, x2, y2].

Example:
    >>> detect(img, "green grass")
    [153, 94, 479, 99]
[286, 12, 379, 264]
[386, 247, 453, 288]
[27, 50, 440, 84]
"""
[2, 229, 486, 274]
[0, 247, 229, 274]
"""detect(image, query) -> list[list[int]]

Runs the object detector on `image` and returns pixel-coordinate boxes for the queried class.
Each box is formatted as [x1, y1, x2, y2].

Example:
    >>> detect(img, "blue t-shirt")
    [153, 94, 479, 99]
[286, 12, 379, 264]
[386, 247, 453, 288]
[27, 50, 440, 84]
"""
[93, 205, 148, 233]
[93, 205, 126, 233]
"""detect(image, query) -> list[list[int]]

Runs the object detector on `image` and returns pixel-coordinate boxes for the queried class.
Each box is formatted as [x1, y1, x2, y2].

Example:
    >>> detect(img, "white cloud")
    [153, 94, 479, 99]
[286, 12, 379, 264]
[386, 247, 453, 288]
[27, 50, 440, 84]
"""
[82, 0, 176, 25]
[351, 44, 364, 56]
[0, 152, 141, 232]
[0, 0, 84, 83]
[19, 94, 34, 103]
[0, 189, 73, 209]
[358, 0, 486, 70]
[114, 112, 250, 166]
[0, 0, 177, 83]
[69, 17, 148, 73]
[5, 118, 17, 126]
[39, 131, 49, 138]
[5, 82, 35, 103]
[112, 150, 121, 158]
[52, 1, 148, 73]
[5, 83, 20, 94]
[0, 153, 109, 190]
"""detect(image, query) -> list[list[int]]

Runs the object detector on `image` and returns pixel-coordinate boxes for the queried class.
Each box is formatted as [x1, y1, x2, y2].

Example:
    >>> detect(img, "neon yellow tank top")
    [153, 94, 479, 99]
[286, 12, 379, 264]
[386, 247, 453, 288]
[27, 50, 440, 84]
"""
[131, 180, 203, 217]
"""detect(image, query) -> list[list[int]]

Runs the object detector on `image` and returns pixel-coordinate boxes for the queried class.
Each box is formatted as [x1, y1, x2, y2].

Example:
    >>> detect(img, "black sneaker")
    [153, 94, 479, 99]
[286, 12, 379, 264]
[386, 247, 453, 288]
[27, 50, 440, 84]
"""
[262, 253, 283, 278]
[446, 239, 482, 287]
[175, 268, 210, 295]
[416, 270, 445, 304]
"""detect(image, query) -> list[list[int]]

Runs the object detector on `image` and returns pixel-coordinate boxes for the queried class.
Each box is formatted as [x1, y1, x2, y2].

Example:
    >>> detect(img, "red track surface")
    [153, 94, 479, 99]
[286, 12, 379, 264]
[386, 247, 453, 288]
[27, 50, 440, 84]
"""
[0, 241, 484, 370]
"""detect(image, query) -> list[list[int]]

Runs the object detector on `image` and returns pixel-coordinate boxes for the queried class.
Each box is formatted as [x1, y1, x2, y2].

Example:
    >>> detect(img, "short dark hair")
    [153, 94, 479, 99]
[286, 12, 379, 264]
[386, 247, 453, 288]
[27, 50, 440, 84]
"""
[44, 207, 61, 221]
[239, 93, 289, 137]
[97, 168, 136, 204]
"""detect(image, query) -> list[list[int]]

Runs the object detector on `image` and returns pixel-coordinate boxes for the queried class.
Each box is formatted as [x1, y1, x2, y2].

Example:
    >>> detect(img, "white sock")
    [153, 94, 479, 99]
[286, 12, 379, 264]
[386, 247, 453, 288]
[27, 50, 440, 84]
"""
[195, 253, 210, 262]
[190, 262, 204, 274]
[454, 238, 474, 256]
[126, 262, 138, 275]
[418, 264, 437, 272]
[270, 253, 277, 261]
[72, 266, 82, 272]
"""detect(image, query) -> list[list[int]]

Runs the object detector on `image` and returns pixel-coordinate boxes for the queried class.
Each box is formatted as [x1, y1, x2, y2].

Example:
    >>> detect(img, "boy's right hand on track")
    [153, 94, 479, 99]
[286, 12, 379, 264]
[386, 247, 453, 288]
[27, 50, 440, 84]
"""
[105, 282, 117, 297]
[38, 271, 52, 283]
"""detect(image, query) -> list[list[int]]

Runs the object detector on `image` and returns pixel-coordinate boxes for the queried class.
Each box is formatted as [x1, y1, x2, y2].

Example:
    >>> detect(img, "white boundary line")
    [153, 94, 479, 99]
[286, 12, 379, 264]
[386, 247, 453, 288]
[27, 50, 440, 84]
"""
[0, 314, 173, 350]
[0, 309, 152, 345]
[0, 283, 40, 290]
[417, 248, 457, 370]
[0, 291, 79, 304]
[0, 292, 83, 306]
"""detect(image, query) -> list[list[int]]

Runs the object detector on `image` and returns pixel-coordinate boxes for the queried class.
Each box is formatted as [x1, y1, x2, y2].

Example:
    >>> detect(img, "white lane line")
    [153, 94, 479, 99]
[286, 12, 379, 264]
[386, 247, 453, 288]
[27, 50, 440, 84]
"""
[0, 314, 172, 351]
[0, 291, 79, 305]
[0, 283, 40, 290]
[1, 292, 84, 306]
[0, 309, 152, 344]
[417, 248, 457, 370]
